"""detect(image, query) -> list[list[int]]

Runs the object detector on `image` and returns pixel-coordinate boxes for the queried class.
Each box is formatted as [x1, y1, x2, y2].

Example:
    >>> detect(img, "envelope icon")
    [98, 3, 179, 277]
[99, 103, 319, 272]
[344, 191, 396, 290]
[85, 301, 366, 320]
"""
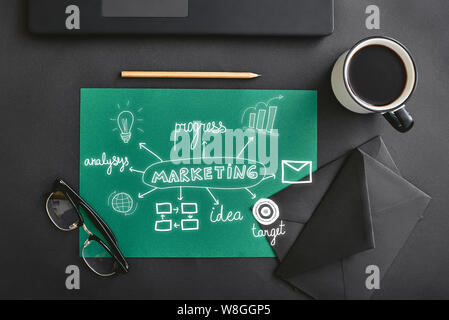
[282, 160, 313, 184]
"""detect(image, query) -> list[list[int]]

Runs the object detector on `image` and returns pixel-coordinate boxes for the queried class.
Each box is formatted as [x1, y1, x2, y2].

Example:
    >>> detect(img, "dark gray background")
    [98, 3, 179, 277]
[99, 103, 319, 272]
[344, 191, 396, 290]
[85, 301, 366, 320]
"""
[1, 0, 448, 299]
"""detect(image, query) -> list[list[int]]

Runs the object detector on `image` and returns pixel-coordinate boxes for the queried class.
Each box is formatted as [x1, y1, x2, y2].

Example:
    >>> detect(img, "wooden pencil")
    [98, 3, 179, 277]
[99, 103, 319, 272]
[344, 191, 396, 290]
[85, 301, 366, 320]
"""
[121, 71, 260, 79]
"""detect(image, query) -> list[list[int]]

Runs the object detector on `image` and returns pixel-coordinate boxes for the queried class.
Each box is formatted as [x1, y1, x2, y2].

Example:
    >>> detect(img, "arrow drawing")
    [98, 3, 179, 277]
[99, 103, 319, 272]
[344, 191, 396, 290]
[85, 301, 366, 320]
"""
[267, 95, 284, 105]
[138, 188, 158, 199]
[262, 174, 276, 181]
[139, 142, 163, 162]
[206, 188, 219, 205]
[237, 137, 255, 158]
[178, 187, 183, 201]
[129, 167, 145, 174]
[245, 188, 257, 199]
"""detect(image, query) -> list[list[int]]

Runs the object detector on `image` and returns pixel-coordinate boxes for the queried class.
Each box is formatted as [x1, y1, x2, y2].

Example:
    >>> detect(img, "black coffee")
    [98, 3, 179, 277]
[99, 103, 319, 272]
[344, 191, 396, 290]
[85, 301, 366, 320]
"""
[348, 45, 407, 106]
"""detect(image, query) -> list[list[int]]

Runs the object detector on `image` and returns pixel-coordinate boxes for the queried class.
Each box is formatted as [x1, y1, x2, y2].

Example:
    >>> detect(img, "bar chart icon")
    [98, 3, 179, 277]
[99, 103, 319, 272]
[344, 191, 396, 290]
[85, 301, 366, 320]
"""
[255, 110, 266, 130]
[248, 106, 278, 134]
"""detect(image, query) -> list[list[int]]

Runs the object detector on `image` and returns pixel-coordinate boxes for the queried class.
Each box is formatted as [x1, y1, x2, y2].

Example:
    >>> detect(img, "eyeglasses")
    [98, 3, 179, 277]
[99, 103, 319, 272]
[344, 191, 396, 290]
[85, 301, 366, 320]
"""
[45, 179, 129, 276]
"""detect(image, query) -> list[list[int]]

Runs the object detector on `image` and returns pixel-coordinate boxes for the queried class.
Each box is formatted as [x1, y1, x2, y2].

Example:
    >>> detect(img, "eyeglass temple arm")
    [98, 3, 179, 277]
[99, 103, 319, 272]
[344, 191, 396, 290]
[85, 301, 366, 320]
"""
[82, 207, 129, 272]
[79, 197, 118, 245]
[58, 180, 118, 243]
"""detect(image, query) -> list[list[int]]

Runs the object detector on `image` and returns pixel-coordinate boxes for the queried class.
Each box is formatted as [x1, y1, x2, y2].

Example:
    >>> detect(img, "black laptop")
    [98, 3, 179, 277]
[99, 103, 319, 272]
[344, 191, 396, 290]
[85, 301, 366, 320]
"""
[29, 0, 334, 36]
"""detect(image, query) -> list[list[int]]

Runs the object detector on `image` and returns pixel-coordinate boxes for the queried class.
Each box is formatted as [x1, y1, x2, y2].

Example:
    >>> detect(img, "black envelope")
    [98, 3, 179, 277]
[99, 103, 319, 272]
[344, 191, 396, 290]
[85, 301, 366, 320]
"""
[262, 136, 431, 300]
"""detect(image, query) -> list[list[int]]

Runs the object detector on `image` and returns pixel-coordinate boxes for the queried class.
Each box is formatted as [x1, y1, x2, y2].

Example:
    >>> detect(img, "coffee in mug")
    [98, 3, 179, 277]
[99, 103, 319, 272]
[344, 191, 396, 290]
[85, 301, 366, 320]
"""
[331, 37, 417, 132]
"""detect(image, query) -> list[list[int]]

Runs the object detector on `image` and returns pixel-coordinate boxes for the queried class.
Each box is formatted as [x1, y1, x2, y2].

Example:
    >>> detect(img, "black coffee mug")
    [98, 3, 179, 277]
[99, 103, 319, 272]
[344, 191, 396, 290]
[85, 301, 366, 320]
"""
[331, 37, 417, 133]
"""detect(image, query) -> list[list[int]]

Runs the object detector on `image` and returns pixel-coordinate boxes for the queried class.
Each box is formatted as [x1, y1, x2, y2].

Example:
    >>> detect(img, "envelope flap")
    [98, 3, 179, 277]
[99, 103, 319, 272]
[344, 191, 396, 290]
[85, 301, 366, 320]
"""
[358, 136, 400, 175]
[276, 150, 375, 278]
[361, 150, 430, 216]
[284, 161, 310, 171]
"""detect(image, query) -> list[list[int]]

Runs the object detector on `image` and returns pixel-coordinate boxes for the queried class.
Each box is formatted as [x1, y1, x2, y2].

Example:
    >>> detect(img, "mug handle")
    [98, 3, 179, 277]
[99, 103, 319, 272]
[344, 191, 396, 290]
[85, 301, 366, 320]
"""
[383, 107, 414, 133]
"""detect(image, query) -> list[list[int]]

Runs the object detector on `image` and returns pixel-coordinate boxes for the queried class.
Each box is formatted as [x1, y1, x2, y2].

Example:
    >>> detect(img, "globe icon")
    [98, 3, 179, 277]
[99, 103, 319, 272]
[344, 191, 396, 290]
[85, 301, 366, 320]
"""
[111, 193, 134, 214]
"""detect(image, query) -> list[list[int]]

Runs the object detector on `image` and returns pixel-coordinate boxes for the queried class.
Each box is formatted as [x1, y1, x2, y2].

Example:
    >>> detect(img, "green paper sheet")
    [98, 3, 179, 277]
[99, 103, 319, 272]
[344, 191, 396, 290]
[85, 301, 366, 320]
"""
[80, 88, 316, 257]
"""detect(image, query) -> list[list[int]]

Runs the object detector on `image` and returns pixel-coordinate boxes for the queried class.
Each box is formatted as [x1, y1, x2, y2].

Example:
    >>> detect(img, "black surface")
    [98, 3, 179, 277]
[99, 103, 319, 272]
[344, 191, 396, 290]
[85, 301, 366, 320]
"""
[1, 0, 449, 299]
[28, 0, 334, 36]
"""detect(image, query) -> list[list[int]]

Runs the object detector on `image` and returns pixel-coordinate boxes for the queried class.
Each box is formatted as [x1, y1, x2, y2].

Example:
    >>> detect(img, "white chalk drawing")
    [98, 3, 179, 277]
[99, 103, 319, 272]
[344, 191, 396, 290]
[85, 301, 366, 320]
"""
[155, 202, 173, 232]
[206, 188, 219, 205]
[155, 202, 200, 232]
[156, 203, 173, 215]
[108, 191, 138, 216]
[110, 101, 144, 144]
[245, 188, 257, 199]
[130, 153, 268, 206]
[252, 198, 280, 226]
[252, 198, 286, 246]
[155, 220, 173, 232]
[173, 121, 227, 151]
[129, 106, 280, 205]
[102, 99, 285, 235]
[84, 153, 129, 175]
[210, 205, 244, 224]
[281, 160, 313, 184]
[139, 143, 163, 162]
[252, 220, 286, 246]
[241, 96, 283, 135]
[236, 137, 255, 158]
[140, 156, 267, 190]
[84, 93, 316, 249]
[181, 219, 199, 231]
[137, 187, 157, 199]
[117, 111, 134, 144]
[181, 203, 198, 215]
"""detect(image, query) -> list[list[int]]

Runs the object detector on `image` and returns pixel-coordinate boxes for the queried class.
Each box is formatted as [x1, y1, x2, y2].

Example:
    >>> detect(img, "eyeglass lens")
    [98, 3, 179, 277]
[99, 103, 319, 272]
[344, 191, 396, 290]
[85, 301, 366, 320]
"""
[82, 239, 116, 276]
[46, 191, 80, 231]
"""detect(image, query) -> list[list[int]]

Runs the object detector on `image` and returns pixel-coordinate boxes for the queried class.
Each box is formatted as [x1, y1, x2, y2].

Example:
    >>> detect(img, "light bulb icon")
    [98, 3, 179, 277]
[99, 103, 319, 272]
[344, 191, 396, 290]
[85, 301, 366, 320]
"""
[117, 111, 134, 144]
